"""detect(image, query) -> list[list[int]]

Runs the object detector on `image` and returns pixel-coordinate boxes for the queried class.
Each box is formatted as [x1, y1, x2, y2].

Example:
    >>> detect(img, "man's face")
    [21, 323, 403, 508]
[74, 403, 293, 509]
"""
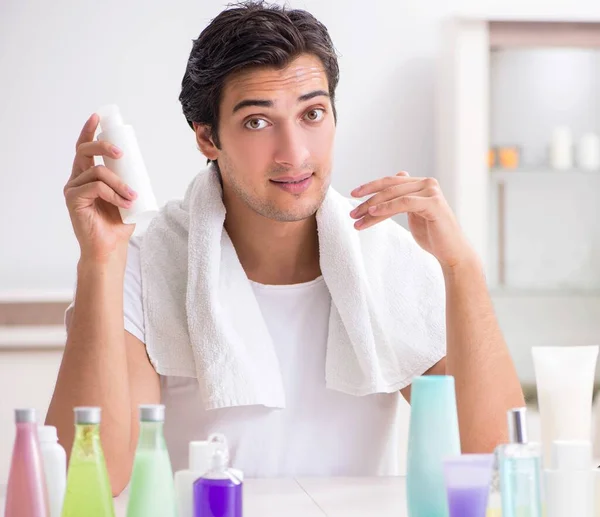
[212, 53, 336, 222]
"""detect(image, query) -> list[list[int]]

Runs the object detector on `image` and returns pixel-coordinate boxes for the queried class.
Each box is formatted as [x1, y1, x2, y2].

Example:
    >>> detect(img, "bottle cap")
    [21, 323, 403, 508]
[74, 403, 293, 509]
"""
[139, 404, 165, 422]
[551, 440, 591, 470]
[37, 425, 58, 443]
[74, 406, 101, 425]
[97, 104, 124, 132]
[15, 408, 36, 424]
[507, 407, 528, 444]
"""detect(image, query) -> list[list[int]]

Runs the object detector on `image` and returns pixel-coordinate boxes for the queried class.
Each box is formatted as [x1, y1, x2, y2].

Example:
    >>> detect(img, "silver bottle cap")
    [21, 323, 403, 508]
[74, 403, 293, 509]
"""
[139, 404, 165, 422]
[507, 407, 528, 444]
[74, 406, 101, 425]
[15, 408, 36, 424]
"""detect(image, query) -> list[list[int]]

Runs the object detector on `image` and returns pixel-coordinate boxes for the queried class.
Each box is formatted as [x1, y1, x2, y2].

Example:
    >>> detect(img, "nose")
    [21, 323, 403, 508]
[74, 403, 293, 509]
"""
[273, 121, 310, 169]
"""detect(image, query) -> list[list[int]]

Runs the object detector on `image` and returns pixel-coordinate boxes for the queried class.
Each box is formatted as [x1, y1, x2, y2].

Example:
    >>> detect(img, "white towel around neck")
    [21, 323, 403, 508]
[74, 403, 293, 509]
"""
[139, 167, 446, 410]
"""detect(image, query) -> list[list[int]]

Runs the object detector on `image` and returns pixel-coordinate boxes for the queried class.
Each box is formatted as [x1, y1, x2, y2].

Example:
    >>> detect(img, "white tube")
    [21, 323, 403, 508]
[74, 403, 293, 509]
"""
[532, 346, 599, 466]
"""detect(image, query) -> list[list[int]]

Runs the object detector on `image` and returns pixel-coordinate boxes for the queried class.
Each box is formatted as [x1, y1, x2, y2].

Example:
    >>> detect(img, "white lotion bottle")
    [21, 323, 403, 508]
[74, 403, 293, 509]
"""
[577, 133, 600, 171]
[174, 434, 243, 517]
[549, 126, 573, 170]
[532, 345, 599, 466]
[96, 104, 158, 228]
[37, 425, 66, 517]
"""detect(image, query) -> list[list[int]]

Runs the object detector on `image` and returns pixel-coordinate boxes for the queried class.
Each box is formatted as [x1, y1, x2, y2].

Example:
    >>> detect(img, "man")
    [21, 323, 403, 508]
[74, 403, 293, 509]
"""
[47, 1, 524, 494]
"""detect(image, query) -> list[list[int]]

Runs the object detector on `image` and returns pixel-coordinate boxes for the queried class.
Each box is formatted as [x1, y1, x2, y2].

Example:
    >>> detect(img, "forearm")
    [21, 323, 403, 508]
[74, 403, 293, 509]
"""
[46, 250, 132, 484]
[443, 255, 524, 453]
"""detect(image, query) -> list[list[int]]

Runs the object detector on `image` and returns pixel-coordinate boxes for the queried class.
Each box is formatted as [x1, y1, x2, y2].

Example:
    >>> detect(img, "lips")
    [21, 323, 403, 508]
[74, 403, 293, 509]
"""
[270, 173, 313, 194]
[270, 173, 313, 184]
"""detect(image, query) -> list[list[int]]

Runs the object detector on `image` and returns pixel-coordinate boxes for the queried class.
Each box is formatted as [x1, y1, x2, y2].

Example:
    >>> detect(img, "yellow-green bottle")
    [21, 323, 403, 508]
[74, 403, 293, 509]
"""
[126, 404, 176, 517]
[61, 407, 115, 517]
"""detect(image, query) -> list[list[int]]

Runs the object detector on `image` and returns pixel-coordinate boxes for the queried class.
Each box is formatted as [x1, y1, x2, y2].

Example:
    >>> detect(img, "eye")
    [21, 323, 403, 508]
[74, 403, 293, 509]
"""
[244, 118, 269, 130]
[304, 108, 325, 122]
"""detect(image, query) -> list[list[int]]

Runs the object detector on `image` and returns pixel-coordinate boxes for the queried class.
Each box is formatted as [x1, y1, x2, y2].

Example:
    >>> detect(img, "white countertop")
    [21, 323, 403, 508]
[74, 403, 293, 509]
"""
[1, 477, 408, 517]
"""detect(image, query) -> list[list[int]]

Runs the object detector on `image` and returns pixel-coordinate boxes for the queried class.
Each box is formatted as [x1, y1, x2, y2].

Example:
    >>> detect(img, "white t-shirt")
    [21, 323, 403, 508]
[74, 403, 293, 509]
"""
[67, 239, 416, 477]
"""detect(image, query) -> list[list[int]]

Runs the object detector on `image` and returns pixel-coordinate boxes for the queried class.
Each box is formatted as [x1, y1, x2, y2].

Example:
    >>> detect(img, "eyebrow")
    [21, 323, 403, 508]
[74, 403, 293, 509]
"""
[232, 89, 330, 114]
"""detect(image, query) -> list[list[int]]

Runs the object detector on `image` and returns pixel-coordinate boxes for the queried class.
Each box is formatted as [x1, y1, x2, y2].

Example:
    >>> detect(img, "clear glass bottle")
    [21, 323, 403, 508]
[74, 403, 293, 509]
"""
[61, 407, 115, 517]
[126, 404, 177, 517]
[498, 407, 543, 517]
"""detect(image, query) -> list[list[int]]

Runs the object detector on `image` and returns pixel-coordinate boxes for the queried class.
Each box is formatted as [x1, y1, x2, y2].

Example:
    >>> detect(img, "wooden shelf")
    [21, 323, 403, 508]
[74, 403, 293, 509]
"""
[490, 287, 600, 297]
[0, 325, 66, 349]
[0, 290, 73, 303]
[490, 167, 600, 181]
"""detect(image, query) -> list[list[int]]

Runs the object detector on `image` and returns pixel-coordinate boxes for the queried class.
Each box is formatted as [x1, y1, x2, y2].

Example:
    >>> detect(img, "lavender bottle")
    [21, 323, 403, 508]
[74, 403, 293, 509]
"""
[193, 446, 242, 517]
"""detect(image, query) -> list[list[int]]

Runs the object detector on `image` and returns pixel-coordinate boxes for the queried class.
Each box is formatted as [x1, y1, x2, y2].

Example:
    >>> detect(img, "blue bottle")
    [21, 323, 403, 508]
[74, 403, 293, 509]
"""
[193, 445, 242, 517]
[406, 375, 461, 517]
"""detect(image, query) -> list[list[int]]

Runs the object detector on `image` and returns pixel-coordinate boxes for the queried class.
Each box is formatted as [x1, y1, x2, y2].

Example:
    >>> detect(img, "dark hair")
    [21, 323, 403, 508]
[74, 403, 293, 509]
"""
[179, 1, 340, 150]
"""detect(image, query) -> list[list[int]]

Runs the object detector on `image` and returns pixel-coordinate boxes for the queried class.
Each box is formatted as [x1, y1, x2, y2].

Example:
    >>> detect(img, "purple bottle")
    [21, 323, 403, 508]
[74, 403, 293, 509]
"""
[4, 408, 50, 517]
[193, 447, 242, 517]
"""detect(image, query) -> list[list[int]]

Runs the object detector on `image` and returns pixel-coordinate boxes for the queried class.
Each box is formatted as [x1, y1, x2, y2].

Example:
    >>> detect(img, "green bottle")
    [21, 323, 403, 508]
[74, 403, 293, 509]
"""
[126, 404, 176, 517]
[61, 407, 115, 517]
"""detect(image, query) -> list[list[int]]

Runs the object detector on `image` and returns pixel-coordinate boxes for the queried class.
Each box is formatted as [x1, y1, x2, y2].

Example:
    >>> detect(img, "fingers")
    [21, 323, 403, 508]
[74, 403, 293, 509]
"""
[75, 113, 99, 150]
[65, 180, 133, 211]
[72, 140, 123, 179]
[350, 181, 425, 220]
[354, 196, 431, 230]
[369, 194, 431, 218]
[351, 171, 415, 198]
[350, 174, 443, 231]
[67, 165, 136, 202]
[71, 114, 100, 176]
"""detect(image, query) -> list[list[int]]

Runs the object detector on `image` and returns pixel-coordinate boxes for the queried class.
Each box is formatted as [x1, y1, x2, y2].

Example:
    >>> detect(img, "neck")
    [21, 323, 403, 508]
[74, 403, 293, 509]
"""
[223, 193, 321, 286]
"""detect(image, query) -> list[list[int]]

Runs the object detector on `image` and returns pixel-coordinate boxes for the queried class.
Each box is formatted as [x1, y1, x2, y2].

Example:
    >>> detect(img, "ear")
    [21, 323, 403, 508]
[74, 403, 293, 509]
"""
[193, 123, 219, 161]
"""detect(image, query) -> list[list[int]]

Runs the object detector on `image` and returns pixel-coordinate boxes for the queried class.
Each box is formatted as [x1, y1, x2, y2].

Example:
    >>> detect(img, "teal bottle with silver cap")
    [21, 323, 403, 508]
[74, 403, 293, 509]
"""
[126, 404, 177, 517]
[61, 406, 115, 517]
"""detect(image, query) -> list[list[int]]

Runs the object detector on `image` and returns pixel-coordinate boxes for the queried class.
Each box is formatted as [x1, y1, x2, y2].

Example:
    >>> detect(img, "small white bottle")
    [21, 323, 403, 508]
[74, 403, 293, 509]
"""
[37, 425, 66, 517]
[544, 440, 594, 517]
[96, 104, 159, 228]
[577, 133, 600, 171]
[174, 434, 243, 517]
[549, 126, 573, 170]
